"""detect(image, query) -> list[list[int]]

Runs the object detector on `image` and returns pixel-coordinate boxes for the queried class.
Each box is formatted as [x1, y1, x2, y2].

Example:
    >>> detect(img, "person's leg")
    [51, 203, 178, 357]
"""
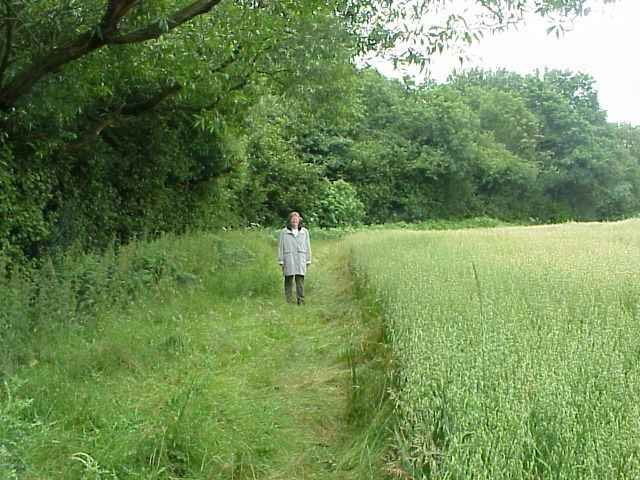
[284, 275, 294, 303]
[295, 275, 305, 304]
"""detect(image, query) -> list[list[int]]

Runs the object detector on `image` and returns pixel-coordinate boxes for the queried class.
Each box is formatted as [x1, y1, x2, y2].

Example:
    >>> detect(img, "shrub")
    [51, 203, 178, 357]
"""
[312, 179, 366, 228]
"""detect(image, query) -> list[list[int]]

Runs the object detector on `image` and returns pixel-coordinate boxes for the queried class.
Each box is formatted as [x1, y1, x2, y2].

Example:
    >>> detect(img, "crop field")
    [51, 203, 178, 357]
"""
[347, 220, 640, 479]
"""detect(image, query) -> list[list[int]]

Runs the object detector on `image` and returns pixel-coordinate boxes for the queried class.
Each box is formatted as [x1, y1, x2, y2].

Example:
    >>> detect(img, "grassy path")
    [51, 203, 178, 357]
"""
[6, 236, 386, 479]
[249, 238, 378, 479]
[182, 237, 387, 479]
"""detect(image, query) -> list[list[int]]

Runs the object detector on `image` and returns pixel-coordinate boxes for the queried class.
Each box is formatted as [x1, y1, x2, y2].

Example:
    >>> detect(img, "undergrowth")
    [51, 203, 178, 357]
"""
[0, 231, 276, 376]
[0, 230, 282, 478]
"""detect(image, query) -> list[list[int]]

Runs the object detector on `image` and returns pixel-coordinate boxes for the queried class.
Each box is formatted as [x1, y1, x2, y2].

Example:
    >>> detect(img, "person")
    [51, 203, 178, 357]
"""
[277, 211, 311, 304]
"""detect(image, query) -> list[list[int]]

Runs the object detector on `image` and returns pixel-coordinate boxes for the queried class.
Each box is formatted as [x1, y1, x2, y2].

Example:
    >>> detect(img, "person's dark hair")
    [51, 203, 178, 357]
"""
[286, 211, 304, 230]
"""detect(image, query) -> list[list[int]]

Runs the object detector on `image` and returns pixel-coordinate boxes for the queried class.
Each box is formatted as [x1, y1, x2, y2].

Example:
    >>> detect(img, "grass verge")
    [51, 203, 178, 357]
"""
[1, 231, 392, 479]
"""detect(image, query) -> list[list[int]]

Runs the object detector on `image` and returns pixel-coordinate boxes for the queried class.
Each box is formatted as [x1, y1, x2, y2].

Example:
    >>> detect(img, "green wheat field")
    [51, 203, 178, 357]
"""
[347, 219, 640, 479]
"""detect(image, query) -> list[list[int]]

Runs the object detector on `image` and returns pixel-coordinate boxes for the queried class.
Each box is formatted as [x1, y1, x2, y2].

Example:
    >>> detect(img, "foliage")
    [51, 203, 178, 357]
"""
[0, 0, 628, 261]
[0, 0, 360, 258]
[288, 67, 640, 225]
[311, 179, 366, 228]
[233, 96, 325, 226]
[450, 68, 640, 220]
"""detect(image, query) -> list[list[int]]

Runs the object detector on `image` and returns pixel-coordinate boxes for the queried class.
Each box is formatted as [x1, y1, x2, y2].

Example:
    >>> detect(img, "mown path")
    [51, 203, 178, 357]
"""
[163, 237, 382, 479]
[247, 239, 373, 479]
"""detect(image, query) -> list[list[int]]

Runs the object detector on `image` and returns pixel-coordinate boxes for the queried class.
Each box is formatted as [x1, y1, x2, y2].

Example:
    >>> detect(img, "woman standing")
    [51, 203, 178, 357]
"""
[277, 211, 311, 304]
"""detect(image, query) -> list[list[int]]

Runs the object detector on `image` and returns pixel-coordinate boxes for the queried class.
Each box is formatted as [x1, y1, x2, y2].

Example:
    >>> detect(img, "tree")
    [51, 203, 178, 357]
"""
[0, 0, 359, 257]
[353, 0, 611, 68]
[449, 68, 640, 220]
[0, 0, 620, 259]
[0, 1, 611, 111]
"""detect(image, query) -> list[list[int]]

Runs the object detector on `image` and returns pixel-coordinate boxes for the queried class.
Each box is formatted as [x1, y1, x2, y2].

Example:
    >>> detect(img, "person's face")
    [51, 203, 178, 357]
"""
[290, 214, 300, 228]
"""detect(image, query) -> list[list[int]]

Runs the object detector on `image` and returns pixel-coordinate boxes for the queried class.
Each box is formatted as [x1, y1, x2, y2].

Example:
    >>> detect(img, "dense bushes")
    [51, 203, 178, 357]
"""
[0, 0, 359, 261]
[311, 179, 366, 228]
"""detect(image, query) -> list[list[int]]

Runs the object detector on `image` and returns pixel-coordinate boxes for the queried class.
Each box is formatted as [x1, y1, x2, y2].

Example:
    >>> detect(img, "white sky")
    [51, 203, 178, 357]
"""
[374, 0, 640, 125]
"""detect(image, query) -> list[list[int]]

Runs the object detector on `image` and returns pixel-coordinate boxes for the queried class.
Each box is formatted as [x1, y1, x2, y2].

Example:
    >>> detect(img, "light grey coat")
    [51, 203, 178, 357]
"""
[277, 227, 311, 276]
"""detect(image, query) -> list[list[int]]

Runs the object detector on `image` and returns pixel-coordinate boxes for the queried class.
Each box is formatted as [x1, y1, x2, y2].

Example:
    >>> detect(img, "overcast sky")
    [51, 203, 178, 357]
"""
[374, 0, 639, 125]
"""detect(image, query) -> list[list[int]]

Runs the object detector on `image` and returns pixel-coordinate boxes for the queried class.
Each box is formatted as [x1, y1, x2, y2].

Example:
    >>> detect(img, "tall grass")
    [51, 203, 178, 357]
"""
[0, 231, 277, 374]
[0, 230, 282, 478]
[347, 220, 640, 479]
[1, 230, 394, 479]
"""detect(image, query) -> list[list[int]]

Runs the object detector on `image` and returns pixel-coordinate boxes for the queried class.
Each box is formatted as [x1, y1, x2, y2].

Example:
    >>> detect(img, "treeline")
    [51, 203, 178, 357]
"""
[1, 1, 638, 262]
[289, 68, 640, 224]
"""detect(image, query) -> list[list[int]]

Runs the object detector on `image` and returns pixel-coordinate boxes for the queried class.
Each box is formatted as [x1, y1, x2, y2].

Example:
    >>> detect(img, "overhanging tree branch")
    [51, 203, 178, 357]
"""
[0, 0, 222, 110]
[66, 83, 183, 151]
[100, 0, 139, 32]
[181, 44, 275, 112]
[180, 77, 249, 113]
[120, 83, 183, 115]
[109, 0, 224, 44]
[0, 32, 103, 109]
